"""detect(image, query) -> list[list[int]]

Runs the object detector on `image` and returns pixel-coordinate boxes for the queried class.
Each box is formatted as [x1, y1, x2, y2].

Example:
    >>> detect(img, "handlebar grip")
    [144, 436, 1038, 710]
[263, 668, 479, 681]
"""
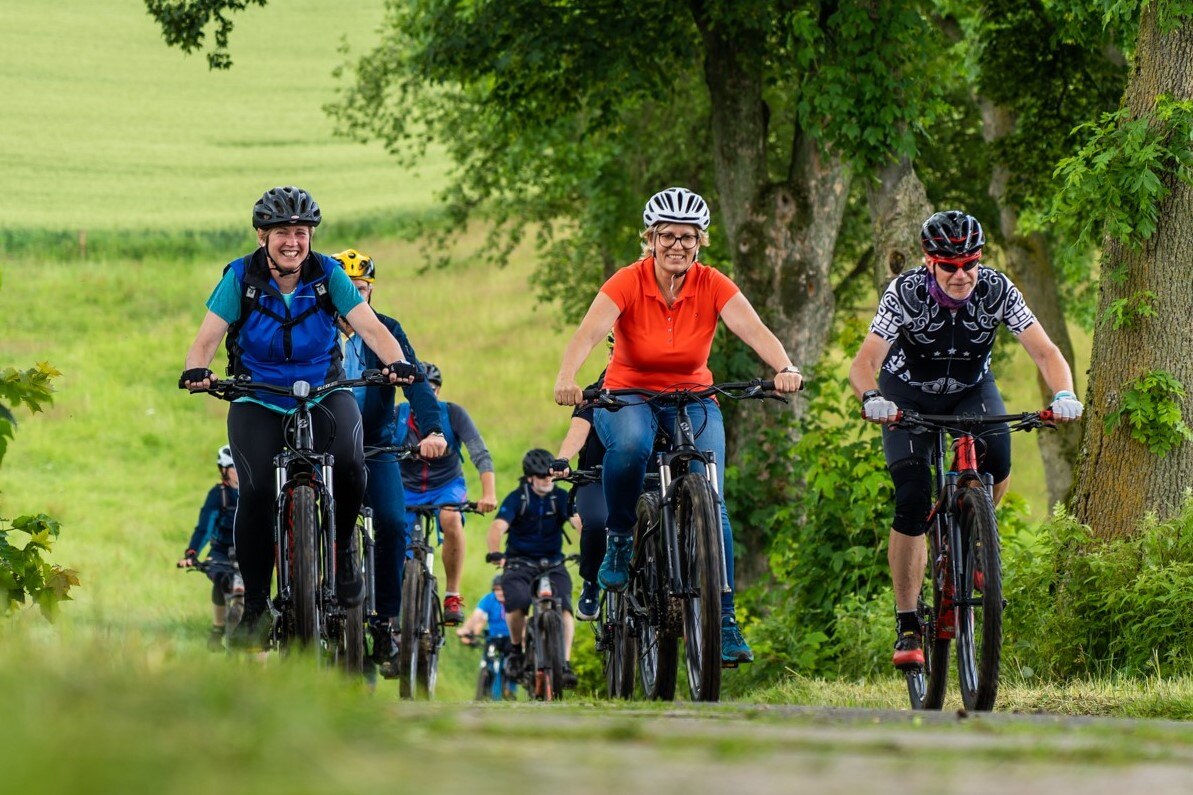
[1039, 409, 1055, 423]
[581, 388, 603, 402]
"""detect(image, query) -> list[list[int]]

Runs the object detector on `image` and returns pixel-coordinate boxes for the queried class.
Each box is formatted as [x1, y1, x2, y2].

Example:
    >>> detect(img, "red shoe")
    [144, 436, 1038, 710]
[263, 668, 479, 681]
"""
[443, 594, 465, 626]
[892, 630, 925, 669]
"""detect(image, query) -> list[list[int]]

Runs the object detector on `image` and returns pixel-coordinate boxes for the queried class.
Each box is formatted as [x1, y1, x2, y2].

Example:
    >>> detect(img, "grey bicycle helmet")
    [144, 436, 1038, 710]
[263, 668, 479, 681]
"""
[252, 186, 322, 230]
[522, 448, 555, 477]
[422, 362, 442, 387]
[643, 187, 710, 231]
[920, 210, 984, 257]
[216, 445, 234, 469]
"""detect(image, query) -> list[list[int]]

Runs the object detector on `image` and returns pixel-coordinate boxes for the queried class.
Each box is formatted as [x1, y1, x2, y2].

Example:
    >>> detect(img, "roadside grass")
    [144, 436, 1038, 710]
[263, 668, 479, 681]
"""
[2, 0, 449, 232]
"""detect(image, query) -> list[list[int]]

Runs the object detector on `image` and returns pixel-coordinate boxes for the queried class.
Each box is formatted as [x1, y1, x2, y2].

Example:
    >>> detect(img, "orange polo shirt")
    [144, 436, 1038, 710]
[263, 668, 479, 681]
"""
[600, 257, 740, 391]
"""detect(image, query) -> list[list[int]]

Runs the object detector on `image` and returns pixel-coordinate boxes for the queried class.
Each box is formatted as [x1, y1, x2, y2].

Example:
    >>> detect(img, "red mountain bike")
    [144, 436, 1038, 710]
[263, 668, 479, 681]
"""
[892, 409, 1054, 712]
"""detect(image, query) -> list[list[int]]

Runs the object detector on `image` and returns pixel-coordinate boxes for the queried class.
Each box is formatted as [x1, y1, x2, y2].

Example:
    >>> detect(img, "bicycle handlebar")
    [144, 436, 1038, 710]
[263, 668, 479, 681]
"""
[183, 369, 422, 402]
[580, 378, 790, 407]
[405, 501, 484, 516]
[553, 465, 602, 486]
[364, 443, 422, 461]
[891, 409, 1055, 432]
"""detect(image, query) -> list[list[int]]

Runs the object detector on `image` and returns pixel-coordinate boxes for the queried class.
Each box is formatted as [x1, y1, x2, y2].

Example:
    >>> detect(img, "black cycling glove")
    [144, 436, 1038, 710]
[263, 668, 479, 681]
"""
[485, 552, 505, 564]
[384, 361, 420, 380]
[179, 368, 214, 389]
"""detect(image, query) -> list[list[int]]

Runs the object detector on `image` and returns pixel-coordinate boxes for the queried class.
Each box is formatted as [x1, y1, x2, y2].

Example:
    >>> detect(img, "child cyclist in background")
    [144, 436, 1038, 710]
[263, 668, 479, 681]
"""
[485, 449, 581, 688]
[177, 446, 242, 650]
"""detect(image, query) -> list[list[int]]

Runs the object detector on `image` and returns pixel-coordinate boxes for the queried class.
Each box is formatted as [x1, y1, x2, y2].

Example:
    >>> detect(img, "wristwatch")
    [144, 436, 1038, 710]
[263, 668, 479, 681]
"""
[779, 365, 801, 375]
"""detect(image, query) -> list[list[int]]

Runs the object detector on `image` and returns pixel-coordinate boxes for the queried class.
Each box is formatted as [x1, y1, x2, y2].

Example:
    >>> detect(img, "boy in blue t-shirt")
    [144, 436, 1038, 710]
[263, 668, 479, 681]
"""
[485, 449, 580, 687]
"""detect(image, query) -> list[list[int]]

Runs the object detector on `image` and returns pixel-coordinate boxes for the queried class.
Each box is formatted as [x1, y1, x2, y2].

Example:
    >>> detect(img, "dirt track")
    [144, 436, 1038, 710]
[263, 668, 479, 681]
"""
[385, 702, 1193, 794]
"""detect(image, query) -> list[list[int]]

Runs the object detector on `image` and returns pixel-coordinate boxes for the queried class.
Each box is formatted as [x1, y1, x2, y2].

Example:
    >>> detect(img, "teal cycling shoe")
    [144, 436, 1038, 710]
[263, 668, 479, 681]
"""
[720, 615, 754, 664]
[597, 535, 633, 592]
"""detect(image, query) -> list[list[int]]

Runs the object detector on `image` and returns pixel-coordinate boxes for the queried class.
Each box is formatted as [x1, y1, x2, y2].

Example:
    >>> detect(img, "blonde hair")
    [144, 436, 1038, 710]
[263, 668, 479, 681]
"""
[639, 223, 710, 257]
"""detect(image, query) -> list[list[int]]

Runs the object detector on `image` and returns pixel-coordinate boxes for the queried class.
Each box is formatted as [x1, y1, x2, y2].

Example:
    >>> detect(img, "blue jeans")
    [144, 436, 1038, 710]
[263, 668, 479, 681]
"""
[364, 456, 407, 618]
[593, 397, 736, 616]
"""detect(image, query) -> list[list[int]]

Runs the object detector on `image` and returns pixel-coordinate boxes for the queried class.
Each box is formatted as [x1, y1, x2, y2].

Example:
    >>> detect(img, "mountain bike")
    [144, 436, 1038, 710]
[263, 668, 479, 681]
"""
[514, 554, 580, 702]
[182, 556, 244, 648]
[583, 380, 785, 702]
[891, 408, 1055, 712]
[187, 370, 398, 668]
[460, 631, 516, 701]
[400, 500, 482, 699]
[555, 465, 635, 699]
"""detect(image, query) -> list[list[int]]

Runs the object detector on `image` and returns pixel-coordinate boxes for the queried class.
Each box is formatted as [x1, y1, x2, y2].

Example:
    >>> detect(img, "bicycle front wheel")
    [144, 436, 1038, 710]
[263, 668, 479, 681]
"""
[398, 558, 424, 699]
[290, 485, 321, 647]
[954, 486, 1003, 711]
[677, 475, 722, 703]
[416, 576, 441, 699]
[534, 609, 565, 702]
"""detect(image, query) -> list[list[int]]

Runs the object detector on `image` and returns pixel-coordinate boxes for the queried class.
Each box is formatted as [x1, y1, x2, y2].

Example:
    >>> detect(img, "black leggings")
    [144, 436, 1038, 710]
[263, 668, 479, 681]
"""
[227, 391, 366, 611]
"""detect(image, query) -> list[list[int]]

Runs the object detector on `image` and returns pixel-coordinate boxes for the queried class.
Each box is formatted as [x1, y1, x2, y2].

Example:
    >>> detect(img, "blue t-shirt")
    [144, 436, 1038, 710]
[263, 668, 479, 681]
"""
[496, 483, 570, 559]
[477, 591, 509, 638]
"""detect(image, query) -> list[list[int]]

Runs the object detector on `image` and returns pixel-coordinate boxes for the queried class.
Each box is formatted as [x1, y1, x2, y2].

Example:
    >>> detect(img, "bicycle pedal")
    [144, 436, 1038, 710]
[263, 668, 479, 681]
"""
[721, 661, 739, 669]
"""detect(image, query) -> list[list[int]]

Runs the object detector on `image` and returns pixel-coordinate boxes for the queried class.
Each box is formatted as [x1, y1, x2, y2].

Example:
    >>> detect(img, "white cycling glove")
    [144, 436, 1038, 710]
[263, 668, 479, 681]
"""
[1050, 390, 1084, 421]
[862, 390, 900, 423]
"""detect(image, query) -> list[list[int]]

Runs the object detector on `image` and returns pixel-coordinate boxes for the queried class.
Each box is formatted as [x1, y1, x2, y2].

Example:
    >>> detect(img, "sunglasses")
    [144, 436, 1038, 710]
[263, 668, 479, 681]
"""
[930, 256, 980, 274]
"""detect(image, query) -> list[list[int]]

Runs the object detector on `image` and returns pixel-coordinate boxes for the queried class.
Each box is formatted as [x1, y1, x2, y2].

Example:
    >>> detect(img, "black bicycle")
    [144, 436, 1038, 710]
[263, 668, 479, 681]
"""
[890, 408, 1054, 712]
[514, 554, 580, 702]
[181, 556, 244, 649]
[187, 370, 397, 670]
[400, 500, 482, 699]
[583, 380, 785, 702]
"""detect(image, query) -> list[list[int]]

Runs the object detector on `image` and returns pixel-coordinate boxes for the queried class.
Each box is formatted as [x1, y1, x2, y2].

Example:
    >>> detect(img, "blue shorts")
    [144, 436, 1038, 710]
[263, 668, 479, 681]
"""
[403, 477, 468, 550]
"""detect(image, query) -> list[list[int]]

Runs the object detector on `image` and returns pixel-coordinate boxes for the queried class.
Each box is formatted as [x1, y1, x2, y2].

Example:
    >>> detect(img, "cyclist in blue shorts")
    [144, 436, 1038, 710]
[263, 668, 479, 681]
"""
[177, 445, 241, 650]
[397, 363, 498, 625]
[334, 248, 447, 676]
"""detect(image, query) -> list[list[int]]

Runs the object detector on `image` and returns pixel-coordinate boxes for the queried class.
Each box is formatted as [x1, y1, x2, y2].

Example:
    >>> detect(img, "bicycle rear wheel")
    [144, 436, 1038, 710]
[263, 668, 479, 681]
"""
[954, 486, 1002, 711]
[534, 609, 565, 702]
[677, 475, 722, 703]
[398, 558, 424, 699]
[333, 533, 366, 674]
[634, 492, 678, 701]
[289, 485, 321, 647]
[604, 591, 636, 699]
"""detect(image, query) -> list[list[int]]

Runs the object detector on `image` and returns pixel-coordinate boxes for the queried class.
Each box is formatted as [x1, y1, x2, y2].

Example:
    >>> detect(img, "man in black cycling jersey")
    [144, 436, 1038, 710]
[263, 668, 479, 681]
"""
[848, 210, 1084, 670]
[177, 445, 241, 650]
[335, 248, 447, 676]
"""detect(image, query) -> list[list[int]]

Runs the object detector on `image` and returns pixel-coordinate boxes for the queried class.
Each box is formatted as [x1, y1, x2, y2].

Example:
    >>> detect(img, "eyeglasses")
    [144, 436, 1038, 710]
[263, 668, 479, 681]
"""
[930, 256, 980, 274]
[656, 231, 699, 250]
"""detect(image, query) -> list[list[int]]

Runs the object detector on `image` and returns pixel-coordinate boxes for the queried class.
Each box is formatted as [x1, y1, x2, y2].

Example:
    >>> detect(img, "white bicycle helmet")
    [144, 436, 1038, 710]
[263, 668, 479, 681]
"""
[643, 187, 710, 231]
[217, 445, 235, 469]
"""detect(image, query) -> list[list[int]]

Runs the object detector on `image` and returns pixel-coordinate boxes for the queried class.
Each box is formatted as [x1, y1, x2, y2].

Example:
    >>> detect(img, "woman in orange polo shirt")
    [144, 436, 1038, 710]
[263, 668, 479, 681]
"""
[554, 187, 803, 664]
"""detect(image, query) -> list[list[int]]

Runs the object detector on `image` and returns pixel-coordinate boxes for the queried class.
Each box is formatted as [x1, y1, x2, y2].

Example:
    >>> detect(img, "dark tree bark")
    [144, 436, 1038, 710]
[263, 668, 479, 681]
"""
[866, 155, 932, 291]
[1069, 7, 1193, 537]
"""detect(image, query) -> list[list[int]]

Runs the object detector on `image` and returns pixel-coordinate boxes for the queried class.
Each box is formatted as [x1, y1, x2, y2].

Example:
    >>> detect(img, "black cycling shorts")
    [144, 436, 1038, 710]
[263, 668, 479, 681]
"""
[500, 559, 573, 615]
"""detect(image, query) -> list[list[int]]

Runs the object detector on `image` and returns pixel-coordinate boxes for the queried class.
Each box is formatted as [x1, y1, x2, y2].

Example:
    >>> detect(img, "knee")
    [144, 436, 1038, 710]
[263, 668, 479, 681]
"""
[890, 457, 932, 537]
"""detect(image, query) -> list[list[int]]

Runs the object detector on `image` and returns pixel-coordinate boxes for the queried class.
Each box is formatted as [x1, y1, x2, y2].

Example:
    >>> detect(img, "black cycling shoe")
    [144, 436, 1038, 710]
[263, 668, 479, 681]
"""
[371, 619, 401, 679]
[227, 607, 271, 652]
[336, 549, 366, 607]
[505, 650, 525, 681]
[562, 661, 578, 689]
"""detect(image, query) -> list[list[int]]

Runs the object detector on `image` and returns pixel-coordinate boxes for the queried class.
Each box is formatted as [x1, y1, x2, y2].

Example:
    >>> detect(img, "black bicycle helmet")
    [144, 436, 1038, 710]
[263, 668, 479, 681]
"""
[422, 362, 442, 387]
[522, 448, 555, 477]
[492, 574, 503, 588]
[920, 210, 984, 257]
[252, 186, 322, 230]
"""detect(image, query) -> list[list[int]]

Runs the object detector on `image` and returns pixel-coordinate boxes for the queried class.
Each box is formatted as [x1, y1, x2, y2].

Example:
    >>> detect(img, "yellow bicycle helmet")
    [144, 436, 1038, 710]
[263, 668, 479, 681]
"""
[333, 248, 375, 283]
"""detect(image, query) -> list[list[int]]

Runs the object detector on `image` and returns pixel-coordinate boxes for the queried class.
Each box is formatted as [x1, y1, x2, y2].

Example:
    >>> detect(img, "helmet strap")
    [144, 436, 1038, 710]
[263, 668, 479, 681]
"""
[265, 249, 302, 278]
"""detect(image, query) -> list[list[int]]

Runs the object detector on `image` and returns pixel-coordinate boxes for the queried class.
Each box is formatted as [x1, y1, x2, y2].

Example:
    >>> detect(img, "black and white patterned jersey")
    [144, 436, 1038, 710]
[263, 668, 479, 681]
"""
[869, 265, 1037, 395]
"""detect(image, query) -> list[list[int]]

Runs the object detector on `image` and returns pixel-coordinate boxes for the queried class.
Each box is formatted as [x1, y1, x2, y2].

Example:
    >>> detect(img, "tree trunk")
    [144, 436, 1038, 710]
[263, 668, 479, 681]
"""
[698, 17, 851, 580]
[1069, 7, 1193, 538]
[865, 155, 932, 290]
[980, 100, 1082, 508]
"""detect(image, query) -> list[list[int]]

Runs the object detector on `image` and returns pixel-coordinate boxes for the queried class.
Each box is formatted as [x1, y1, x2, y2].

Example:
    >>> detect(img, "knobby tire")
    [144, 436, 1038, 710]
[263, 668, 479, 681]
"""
[954, 486, 1002, 711]
[417, 574, 441, 699]
[677, 475, 722, 702]
[604, 591, 636, 699]
[398, 559, 423, 699]
[633, 492, 678, 701]
[290, 485, 320, 648]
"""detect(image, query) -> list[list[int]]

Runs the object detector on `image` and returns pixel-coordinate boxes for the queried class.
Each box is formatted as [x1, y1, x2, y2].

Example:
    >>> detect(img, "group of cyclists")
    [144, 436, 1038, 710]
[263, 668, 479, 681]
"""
[178, 184, 1083, 693]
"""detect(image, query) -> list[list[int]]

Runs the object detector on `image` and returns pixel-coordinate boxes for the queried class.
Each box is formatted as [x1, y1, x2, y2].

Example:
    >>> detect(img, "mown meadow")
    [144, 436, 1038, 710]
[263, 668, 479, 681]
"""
[3, 2, 1192, 792]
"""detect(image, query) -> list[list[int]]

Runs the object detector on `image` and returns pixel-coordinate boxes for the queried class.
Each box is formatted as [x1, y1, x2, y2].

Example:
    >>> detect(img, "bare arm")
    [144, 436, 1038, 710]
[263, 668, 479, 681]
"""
[487, 518, 510, 558]
[718, 293, 802, 393]
[1017, 323, 1075, 396]
[848, 333, 893, 400]
[556, 417, 592, 463]
[182, 311, 231, 389]
[478, 471, 497, 514]
[554, 293, 620, 405]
